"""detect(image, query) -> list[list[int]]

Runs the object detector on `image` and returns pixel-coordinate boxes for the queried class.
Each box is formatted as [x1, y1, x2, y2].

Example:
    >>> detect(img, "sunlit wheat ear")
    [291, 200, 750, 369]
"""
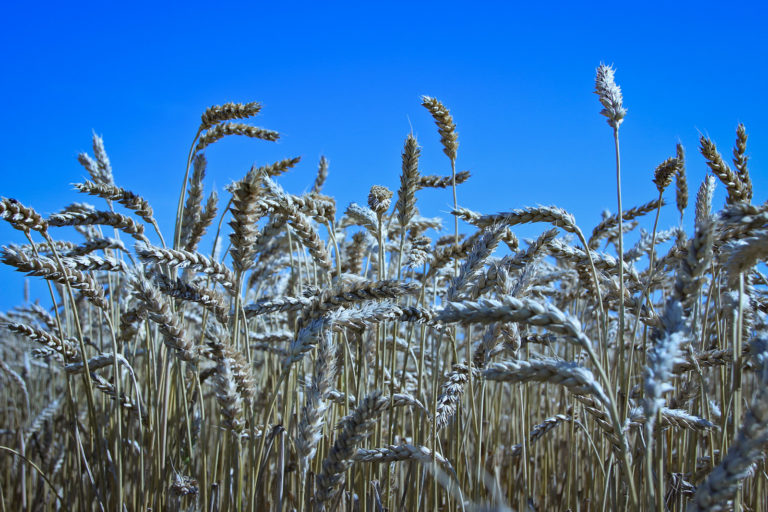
[244, 156, 302, 183]
[447, 224, 505, 301]
[395, 134, 420, 229]
[418, 170, 470, 189]
[421, 95, 458, 161]
[438, 296, 596, 355]
[254, 176, 335, 267]
[1, 245, 108, 310]
[344, 202, 378, 234]
[694, 175, 716, 228]
[130, 274, 196, 362]
[459, 205, 578, 234]
[280, 191, 336, 225]
[244, 295, 312, 317]
[427, 229, 484, 278]
[288, 211, 333, 270]
[64, 353, 124, 375]
[493, 228, 554, 278]
[297, 279, 419, 330]
[652, 156, 679, 193]
[547, 238, 639, 284]
[405, 235, 431, 269]
[508, 411, 574, 458]
[435, 363, 479, 430]
[0, 197, 48, 233]
[629, 407, 716, 433]
[200, 101, 262, 131]
[62, 254, 129, 273]
[90, 132, 115, 185]
[214, 354, 245, 433]
[195, 122, 279, 153]
[185, 191, 217, 252]
[311, 156, 329, 195]
[134, 242, 235, 290]
[4, 322, 79, 361]
[622, 226, 677, 264]
[211, 342, 256, 405]
[352, 444, 455, 476]
[367, 185, 393, 216]
[732, 123, 752, 201]
[64, 236, 128, 257]
[588, 198, 664, 249]
[77, 152, 101, 183]
[484, 358, 610, 408]
[700, 135, 749, 205]
[153, 272, 229, 325]
[722, 231, 768, 286]
[179, 153, 207, 246]
[17, 239, 77, 256]
[74, 181, 155, 225]
[341, 231, 367, 274]
[674, 213, 713, 309]
[594, 64, 626, 128]
[228, 179, 261, 273]
[48, 209, 148, 243]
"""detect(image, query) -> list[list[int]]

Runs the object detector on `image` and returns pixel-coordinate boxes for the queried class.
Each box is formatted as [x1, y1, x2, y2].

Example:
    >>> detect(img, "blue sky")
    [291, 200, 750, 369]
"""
[1, 1, 766, 310]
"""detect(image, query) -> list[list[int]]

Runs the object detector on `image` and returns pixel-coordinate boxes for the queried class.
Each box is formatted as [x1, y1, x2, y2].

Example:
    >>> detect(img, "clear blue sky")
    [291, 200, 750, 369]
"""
[1, 1, 766, 310]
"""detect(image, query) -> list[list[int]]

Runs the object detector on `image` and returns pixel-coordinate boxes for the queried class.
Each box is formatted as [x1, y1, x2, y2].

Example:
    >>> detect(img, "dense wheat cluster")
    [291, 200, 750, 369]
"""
[1, 67, 767, 511]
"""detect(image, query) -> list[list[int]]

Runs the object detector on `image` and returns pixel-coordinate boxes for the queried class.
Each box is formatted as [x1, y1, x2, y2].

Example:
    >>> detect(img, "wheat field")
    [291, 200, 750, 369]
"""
[0, 65, 766, 511]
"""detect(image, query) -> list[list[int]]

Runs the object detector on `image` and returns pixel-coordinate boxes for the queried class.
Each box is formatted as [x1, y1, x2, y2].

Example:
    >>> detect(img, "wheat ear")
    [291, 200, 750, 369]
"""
[185, 191, 218, 252]
[395, 134, 420, 231]
[676, 143, 688, 219]
[484, 358, 609, 407]
[74, 181, 155, 225]
[417, 170, 470, 189]
[420, 96, 458, 161]
[200, 101, 262, 131]
[134, 242, 235, 290]
[594, 63, 626, 128]
[1, 245, 108, 309]
[0, 198, 49, 233]
[196, 122, 279, 153]
[700, 135, 749, 205]
[179, 153, 207, 247]
[588, 198, 664, 249]
[130, 274, 196, 362]
[311, 156, 329, 195]
[732, 123, 753, 201]
[48, 209, 148, 243]
[229, 179, 262, 273]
